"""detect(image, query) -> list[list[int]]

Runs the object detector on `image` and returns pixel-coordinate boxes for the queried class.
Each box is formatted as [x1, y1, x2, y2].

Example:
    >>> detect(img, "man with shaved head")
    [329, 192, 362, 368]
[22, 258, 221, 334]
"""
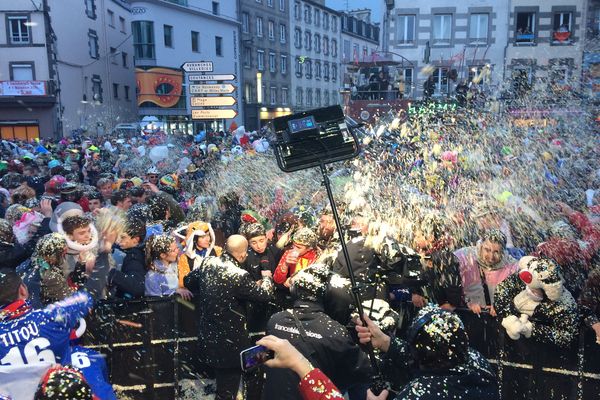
[184, 234, 274, 400]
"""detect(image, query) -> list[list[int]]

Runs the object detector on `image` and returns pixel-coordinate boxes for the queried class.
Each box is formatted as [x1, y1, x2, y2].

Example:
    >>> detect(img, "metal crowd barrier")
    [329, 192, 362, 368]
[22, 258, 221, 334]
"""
[82, 298, 600, 400]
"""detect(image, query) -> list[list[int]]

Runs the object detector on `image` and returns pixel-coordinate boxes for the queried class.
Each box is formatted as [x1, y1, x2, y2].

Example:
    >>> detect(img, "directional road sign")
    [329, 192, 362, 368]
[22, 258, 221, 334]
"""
[192, 109, 238, 119]
[182, 61, 214, 72]
[188, 74, 236, 81]
[190, 96, 237, 107]
[189, 84, 236, 94]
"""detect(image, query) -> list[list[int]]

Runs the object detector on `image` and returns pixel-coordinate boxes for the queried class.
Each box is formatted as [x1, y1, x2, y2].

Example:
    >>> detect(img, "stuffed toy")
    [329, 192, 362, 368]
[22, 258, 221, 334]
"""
[495, 256, 580, 347]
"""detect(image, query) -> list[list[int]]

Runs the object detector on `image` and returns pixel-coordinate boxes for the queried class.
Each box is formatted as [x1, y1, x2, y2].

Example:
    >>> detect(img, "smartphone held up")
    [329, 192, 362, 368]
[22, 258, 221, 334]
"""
[240, 345, 275, 372]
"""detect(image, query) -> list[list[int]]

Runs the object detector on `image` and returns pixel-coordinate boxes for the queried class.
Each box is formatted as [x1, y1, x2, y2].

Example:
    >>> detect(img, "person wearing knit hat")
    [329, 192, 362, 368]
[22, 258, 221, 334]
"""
[34, 365, 96, 400]
[355, 305, 498, 400]
[273, 227, 319, 287]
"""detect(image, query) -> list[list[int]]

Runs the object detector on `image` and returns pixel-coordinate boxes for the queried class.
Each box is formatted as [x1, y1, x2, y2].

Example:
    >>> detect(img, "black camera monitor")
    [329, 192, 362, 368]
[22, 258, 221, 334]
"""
[272, 105, 360, 172]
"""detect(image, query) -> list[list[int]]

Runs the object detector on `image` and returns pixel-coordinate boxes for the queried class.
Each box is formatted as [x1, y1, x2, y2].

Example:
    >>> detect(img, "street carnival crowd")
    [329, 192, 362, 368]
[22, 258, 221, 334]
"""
[0, 100, 599, 400]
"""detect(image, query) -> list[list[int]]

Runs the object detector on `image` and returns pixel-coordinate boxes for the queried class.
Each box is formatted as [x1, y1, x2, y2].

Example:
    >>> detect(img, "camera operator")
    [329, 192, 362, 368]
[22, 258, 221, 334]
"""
[355, 306, 498, 400]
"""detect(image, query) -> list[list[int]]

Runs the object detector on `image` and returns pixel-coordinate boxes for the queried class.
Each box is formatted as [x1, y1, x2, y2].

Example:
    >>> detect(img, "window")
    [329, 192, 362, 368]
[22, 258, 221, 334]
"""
[468, 65, 487, 86]
[132, 21, 155, 59]
[124, 85, 130, 100]
[305, 60, 312, 78]
[85, 0, 96, 19]
[323, 36, 329, 55]
[295, 57, 303, 77]
[315, 61, 321, 79]
[257, 50, 265, 70]
[469, 13, 488, 44]
[92, 75, 103, 103]
[515, 12, 536, 44]
[305, 5, 312, 23]
[281, 87, 288, 105]
[119, 17, 126, 33]
[362, 46, 368, 60]
[433, 68, 449, 95]
[550, 66, 571, 86]
[256, 17, 263, 37]
[352, 43, 359, 61]
[269, 52, 276, 72]
[7, 16, 31, 44]
[332, 16, 337, 32]
[122, 52, 128, 67]
[296, 87, 303, 106]
[10, 63, 34, 80]
[268, 20, 275, 40]
[164, 25, 173, 47]
[270, 87, 277, 105]
[113, 83, 119, 99]
[553, 12, 572, 43]
[279, 0, 285, 12]
[212, 1, 219, 15]
[280, 54, 287, 74]
[110, 47, 118, 64]
[191, 31, 200, 52]
[332, 64, 337, 82]
[280, 24, 286, 43]
[343, 39, 351, 61]
[323, 90, 329, 105]
[433, 14, 452, 44]
[244, 83, 253, 103]
[107, 9, 115, 27]
[397, 15, 415, 45]
[323, 12, 329, 29]
[314, 34, 321, 53]
[215, 36, 223, 56]
[88, 29, 99, 59]
[324, 62, 330, 81]
[304, 31, 312, 50]
[294, 28, 302, 48]
[512, 67, 533, 95]
[315, 9, 320, 27]
[243, 47, 252, 68]
[267, 0, 273, 7]
[315, 89, 321, 106]
[242, 13, 250, 33]
[331, 39, 337, 57]
[294, 1, 301, 20]
[306, 89, 312, 106]
[403, 68, 413, 96]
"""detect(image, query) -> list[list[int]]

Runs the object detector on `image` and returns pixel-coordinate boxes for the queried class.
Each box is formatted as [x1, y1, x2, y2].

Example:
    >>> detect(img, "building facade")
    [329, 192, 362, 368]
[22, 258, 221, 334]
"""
[504, 0, 586, 101]
[385, 0, 510, 99]
[240, 0, 291, 131]
[290, 0, 341, 112]
[53, 0, 137, 136]
[0, 0, 57, 139]
[583, 0, 600, 103]
[130, 0, 242, 134]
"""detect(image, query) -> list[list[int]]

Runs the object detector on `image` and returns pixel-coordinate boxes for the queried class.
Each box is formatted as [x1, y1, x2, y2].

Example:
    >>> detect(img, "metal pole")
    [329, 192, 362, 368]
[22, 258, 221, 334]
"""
[318, 160, 385, 392]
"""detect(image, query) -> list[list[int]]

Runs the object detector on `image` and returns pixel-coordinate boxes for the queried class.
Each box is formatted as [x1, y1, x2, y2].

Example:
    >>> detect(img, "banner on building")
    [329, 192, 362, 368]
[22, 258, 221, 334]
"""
[0, 81, 47, 96]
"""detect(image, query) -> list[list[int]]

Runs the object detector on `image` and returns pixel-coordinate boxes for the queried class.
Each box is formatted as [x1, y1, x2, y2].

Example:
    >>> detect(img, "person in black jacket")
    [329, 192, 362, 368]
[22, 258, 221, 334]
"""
[356, 306, 498, 400]
[242, 222, 284, 336]
[184, 235, 274, 400]
[263, 263, 373, 400]
[109, 217, 147, 299]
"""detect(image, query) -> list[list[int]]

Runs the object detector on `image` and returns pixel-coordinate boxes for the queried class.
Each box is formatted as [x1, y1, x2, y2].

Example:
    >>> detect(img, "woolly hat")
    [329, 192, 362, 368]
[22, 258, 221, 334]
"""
[292, 227, 317, 248]
[127, 203, 154, 223]
[45, 175, 67, 194]
[159, 174, 178, 189]
[34, 365, 94, 400]
[47, 159, 62, 169]
[4, 204, 29, 226]
[35, 233, 67, 259]
[408, 305, 469, 370]
[241, 222, 266, 240]
[0, 219, 14, 245]
[290, 263, 331, 301]
[50, 202, 84, 232]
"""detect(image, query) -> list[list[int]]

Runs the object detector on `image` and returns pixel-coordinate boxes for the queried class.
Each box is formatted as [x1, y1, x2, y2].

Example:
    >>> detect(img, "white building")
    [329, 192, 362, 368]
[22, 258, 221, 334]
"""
[384, 0, 510, 99]
[0, 0, 57, 139]
[290, 0, 341, 111]
[130, 0, 242, 133]
[53, 0, 138, 136]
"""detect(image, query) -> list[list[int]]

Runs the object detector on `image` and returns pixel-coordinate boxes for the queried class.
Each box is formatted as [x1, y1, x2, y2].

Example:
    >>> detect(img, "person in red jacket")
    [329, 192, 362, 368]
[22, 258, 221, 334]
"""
[274, 228, 319, 287]
[257, 335, 344, 400]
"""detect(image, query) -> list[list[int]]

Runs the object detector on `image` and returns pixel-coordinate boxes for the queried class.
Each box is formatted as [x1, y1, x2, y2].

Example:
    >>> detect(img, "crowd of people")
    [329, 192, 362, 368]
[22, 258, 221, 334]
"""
[0, 99, 598, 400]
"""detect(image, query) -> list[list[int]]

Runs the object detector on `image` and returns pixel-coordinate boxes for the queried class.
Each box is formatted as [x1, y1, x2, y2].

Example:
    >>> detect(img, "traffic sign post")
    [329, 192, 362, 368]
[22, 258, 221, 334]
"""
[189, 84, 236, 94]
[188, 74, 236, 81]
[192, 109, 238, 119]
[182, 61, 214, 72]
[190, 96, 237, 107]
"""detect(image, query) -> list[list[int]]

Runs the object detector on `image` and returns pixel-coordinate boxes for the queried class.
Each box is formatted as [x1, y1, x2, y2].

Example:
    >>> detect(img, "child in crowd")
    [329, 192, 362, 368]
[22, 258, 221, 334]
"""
[109, 217, 147, 299]
[145, 234, 192, 300]
[175, 221, 222, 287]
[60, 215, 98, 285]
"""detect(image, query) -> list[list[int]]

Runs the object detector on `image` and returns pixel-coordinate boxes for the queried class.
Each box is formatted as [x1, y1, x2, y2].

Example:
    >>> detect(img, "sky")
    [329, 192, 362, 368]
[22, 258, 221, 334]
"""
[326, 0, 383, 23]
